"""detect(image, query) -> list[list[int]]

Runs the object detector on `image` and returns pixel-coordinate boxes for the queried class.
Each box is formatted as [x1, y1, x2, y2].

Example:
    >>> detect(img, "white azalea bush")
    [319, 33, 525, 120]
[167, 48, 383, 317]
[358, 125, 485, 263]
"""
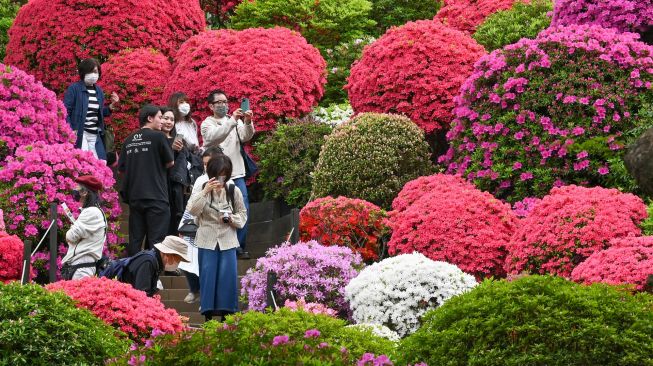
[345, 252, 477, 337]
[311, 103, 354, 127]
[346, 324, 401, 342]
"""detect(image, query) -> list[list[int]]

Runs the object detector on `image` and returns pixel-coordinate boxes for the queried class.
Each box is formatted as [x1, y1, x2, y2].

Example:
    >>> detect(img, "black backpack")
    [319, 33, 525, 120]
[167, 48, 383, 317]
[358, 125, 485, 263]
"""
[97, 251, 155, 281]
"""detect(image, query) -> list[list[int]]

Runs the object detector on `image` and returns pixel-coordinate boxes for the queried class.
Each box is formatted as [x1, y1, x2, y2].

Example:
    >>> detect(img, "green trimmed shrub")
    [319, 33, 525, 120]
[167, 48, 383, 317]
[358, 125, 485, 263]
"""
[256, 119, 333, 207]
[311, 112, 433, 208]
[642, 200, 653, 236]
[473, 0, 552, 51]
[0, 282, 129, 365]
[399, 275, 653, 366]
[322, 36, 375, 105]
[230, 0, 375, 52]
[0, 0, 20, 61]
[109, 308, 397, 365]
[370, 0, 441, 36]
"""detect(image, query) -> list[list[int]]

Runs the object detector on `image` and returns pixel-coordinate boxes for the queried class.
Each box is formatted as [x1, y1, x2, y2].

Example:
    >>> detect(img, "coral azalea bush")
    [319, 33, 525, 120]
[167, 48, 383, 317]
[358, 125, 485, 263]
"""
[441, 24, 653, 202]
[551, 0, 653, 35]
[0, 232, 32, 283]
[5, 0, 205, 95]
[47, 277, 184, 342]
[165, 28, 326, 132]
[571, 244, 653, 291]
[435, 0, 519, 34]
[241, 241, 363, 314]
[300, 196, 389, 261]
[102, 48, 172, 146]
[505, 185, 648, 277]
[347, 20, 486, 133]
[0, 143, 122, 256]
[345, 253, 477, 337]
[388, 174, 517, 278]
[0, 63, 74, 153]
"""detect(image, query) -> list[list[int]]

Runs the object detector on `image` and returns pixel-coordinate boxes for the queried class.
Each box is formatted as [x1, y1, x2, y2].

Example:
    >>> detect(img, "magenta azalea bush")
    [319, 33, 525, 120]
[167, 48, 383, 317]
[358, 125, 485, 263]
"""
[0, 63, 74, 153]
[0, 143, 123, 259]
[241, 241, 364, 314]
[551, 0, 653, 35]
[441, 24, 653, 202]
[505, 185, 648, 277]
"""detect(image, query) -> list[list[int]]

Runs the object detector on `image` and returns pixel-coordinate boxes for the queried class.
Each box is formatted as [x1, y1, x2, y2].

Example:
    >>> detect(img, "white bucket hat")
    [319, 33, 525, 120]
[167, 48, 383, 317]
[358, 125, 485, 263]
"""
[154, 236, 190, 262]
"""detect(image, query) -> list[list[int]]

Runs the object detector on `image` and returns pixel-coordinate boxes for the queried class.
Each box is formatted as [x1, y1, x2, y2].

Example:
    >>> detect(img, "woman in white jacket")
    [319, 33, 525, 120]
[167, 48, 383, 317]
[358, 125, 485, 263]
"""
[61, 175, 106, 280]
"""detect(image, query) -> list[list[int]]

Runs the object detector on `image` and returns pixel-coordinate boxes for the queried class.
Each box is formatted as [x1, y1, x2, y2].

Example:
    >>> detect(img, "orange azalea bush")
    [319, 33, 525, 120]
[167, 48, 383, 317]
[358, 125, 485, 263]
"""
[300, 196, 389, 261]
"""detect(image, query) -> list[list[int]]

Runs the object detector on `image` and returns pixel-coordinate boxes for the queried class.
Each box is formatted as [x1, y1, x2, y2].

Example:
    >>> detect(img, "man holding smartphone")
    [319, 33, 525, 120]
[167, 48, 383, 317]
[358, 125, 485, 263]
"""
[201, 90, 254, 259]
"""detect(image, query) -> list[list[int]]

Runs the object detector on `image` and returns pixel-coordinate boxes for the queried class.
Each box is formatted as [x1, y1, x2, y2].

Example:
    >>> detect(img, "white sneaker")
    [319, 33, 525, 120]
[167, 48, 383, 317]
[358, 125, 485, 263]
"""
[184, 292, 199, 303]
[157, 280, 164, 290]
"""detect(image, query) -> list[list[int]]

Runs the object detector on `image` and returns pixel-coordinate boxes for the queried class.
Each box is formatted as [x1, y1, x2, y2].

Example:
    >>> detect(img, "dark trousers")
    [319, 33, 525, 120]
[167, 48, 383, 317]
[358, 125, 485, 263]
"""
[233, 177, 249, 250]
[128, 199, 170, 256]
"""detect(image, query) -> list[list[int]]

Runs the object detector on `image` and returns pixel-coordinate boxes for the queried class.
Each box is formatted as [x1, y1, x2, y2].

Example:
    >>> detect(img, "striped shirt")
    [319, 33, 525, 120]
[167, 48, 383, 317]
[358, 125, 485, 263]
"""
[84, 87, 100, 134]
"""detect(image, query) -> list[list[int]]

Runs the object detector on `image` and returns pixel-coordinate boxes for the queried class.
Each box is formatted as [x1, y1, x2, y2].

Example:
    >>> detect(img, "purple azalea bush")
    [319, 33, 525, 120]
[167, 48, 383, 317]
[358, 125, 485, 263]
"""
[551, 0, 653, 35]
[241, 241, 364, 314]
[441, 24, 653, 201]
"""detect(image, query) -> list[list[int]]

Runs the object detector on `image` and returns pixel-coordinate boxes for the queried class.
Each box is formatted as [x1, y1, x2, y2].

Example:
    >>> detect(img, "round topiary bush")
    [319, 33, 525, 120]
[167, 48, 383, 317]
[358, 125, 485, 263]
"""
[230, 0, 375, 52]
[255, 119, 332, 207]
[101, 48, 172, 146]
[109, 309, 397, 365]
[346, 20, 486, 133]
[241, 241, 364, 314]
[345, 253, 477, 337]
[387, 174, 517, 278]
[164, 28, 326, 133]
[505, 185, 648, 277]
[571, 236, 653, 291]
[323, 36, 375, 106]
[551, 0, 653, 36]
[0, 232, 33, 283]
[399, 275, 653, 365]
[0, 142, 123, 258]
[0, 282, 129, 365]
[311, 113, 433, 208]
[0, 63, 74, 153]
[441, 24, 653, 202]
[46, 277, 184, 343]
[473, 0, 552, 51]
[300, 196, 389, 261]
[5, 0, 204, 95]
[370, 0, 442, 36]
[435, 0, 519, 34]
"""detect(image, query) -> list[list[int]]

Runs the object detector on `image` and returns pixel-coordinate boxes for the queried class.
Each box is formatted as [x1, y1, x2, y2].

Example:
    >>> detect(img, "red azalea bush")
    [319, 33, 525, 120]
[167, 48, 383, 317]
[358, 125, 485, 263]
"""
[102, 48, 172, 145]
[165, 28, 326, 132]
[0, 143, 123, 258]
[441, 24, 653, 202]
[551, 0, 653, 35]
[46, 277, 184, 342]
[299, 196, 389, 261]
[346, 20, 486, 133]
[387, 174, 517, 278]
[4, 0, 205, 95]
[609, 236, 653, 249]
[571, 244, 653, 291]
[0, 63, 74, 153]
[505, 185, 648, 277]
[435, 0, 520, 34]
[0, 232, 33, 283]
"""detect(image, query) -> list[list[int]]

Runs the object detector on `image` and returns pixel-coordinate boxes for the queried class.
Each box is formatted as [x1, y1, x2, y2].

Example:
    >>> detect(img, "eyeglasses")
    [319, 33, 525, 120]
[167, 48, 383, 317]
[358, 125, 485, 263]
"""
[210, 100, 228, 105]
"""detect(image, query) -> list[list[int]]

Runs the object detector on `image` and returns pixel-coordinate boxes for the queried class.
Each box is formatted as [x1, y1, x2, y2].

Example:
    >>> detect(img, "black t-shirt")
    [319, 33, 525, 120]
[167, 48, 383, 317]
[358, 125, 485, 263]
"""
[118, 128, 174, 202]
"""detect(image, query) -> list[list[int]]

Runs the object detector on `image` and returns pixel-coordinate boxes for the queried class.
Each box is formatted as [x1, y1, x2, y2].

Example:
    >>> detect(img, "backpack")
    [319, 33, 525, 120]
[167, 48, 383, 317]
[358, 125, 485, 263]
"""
[97, 251, 156, 281]
[202, 181, 236, 210]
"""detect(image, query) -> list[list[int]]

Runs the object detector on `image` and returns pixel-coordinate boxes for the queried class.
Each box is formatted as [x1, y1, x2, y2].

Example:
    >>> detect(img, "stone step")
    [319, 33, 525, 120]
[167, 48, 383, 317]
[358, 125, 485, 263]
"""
[163, 299, 201, 313]
[180, 311, 205, 327]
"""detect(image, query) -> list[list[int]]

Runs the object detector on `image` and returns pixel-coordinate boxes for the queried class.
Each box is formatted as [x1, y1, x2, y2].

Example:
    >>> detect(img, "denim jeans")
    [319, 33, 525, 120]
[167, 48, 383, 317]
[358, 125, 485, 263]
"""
[232, 177, 249, 250]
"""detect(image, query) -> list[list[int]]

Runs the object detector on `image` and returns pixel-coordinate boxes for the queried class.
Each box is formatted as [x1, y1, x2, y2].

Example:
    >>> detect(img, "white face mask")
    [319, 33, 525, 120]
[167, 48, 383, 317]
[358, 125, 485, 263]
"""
[178, 103, 191, 116]
[165, 263, 179, 272]
[84, 72, 99, 85]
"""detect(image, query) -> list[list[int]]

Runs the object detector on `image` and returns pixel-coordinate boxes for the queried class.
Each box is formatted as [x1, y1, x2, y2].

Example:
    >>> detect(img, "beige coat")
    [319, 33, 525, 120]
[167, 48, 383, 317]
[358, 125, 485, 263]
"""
[200, 116, 255, 179]
[186, 182, 247, 251]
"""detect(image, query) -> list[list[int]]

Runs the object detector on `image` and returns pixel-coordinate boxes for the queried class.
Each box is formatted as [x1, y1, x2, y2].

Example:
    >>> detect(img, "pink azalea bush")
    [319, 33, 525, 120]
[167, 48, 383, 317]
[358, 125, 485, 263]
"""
[436, 0, 519, 34]
[0, 231, 34, 283]
[0, 63, 75, 153]
[346, 19, 486, 133]
[505, 185, 648, 277]
[387, 174, 517, 278]
[441, 24, 653, 202]
[47, 277, 184, 342]
[283, 298, 338, 317]
[571, 243, 653, 291]
[241, 241, 364, 313]
[0, 143, 123, 259]
[551, 0, 653, 34]
[164, 28, 326, 132]
[511, 197, 541, 218]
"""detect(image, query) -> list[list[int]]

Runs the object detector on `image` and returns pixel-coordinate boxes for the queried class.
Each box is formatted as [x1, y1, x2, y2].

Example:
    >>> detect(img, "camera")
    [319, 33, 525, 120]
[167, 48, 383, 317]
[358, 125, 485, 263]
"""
[222, 211, 230, 223]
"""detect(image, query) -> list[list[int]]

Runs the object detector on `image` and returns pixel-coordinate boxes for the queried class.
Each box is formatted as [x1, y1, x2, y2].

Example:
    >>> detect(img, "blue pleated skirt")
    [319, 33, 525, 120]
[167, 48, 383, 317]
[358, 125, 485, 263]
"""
[197, 247, 238, 315]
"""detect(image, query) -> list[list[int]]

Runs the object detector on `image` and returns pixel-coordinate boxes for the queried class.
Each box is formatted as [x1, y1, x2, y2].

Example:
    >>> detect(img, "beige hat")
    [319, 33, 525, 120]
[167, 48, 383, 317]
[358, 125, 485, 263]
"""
[154, 236, 190, 262]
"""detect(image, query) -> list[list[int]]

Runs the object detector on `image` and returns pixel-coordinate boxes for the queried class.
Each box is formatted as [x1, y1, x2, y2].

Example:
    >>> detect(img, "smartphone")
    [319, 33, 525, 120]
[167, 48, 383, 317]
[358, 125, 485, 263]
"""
[61, 202, 76, 223]
[240, 98, 250, 112]
[174, 134, 184, 144]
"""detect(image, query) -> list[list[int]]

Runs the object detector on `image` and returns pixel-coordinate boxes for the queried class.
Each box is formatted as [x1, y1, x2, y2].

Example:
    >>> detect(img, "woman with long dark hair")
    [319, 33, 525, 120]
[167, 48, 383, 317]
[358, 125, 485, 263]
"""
[160, 106, 189, 235]
[61, 175, 106, 280]
[168, 92, 200, 152]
